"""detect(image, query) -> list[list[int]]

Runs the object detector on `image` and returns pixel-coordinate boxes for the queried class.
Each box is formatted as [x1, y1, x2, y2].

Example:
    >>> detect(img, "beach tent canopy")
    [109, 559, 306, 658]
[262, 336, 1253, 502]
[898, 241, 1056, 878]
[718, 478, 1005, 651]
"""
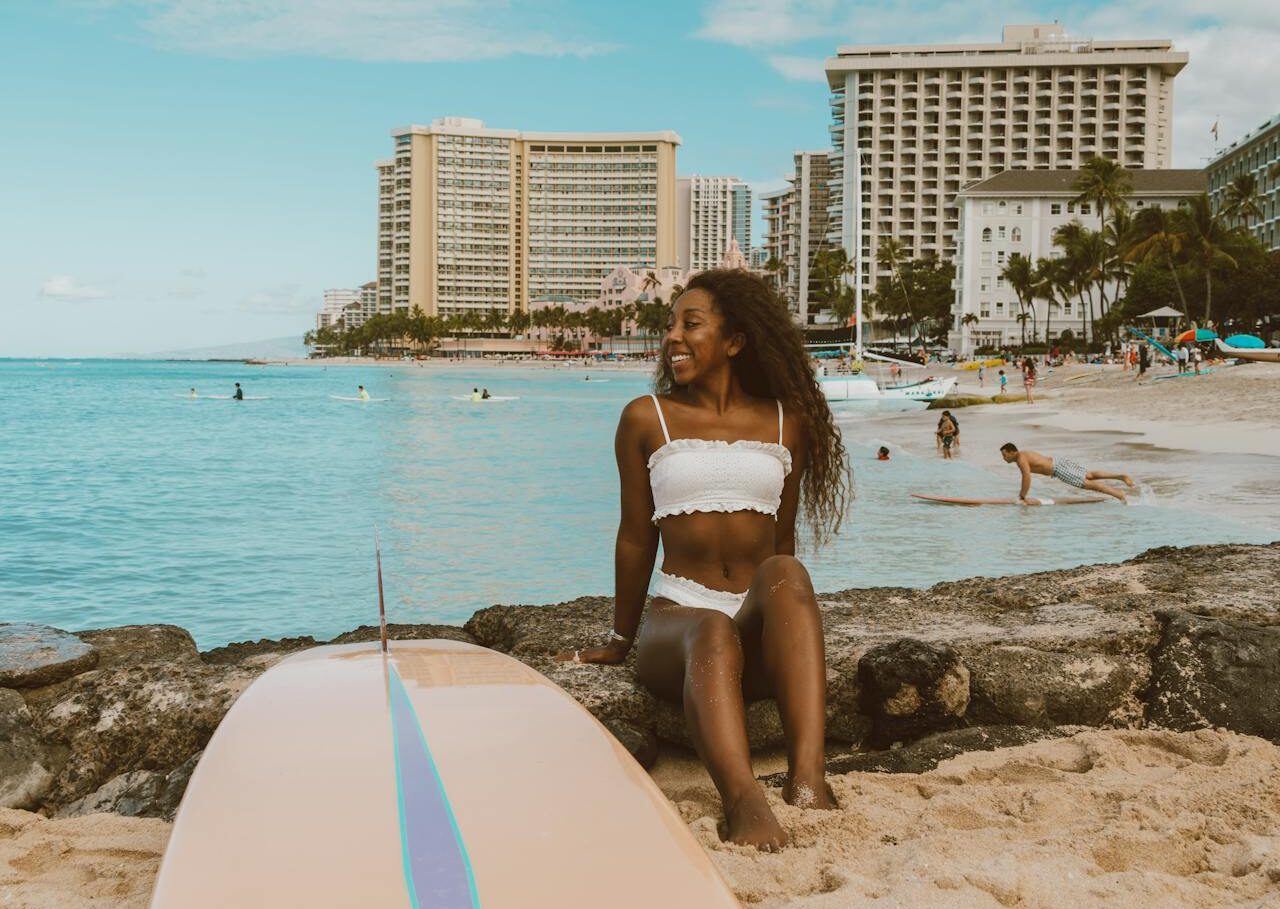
[1137, 306, 1185, 319]
[1224, 333, 1265, 349]
[1174, 328, 1219, 343]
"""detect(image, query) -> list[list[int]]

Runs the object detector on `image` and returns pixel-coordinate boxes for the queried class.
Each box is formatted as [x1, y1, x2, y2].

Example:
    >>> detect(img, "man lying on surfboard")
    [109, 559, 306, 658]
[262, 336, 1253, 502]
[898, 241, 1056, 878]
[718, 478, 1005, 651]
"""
[1000, 443, 1135, 503]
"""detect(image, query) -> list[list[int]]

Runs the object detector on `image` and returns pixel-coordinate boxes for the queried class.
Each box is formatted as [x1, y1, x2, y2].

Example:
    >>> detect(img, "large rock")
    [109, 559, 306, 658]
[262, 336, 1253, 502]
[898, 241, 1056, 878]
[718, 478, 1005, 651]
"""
[75, 624, 199, 670]
[24, 660, 261, 811]
[963, 645, 1148, 727]
[1148, 609, 1280, 741]
[857, 638, 969, 747]
[0, 624, 98, 688]
[329, 623, 477, 646]
[0, 689, 53, 809]
[55, 752, 200, 820]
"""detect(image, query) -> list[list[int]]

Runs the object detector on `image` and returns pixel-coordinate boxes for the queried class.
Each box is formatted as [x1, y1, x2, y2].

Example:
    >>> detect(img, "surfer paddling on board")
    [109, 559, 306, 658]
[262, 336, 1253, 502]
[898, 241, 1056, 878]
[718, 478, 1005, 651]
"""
[557, 269, 851, 851]
[1000, 443, 1135, 503]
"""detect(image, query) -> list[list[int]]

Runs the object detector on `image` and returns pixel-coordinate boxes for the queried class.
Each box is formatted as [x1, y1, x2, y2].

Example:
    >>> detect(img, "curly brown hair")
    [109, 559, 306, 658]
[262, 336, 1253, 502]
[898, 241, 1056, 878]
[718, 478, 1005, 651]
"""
[654, 268, 852, 545]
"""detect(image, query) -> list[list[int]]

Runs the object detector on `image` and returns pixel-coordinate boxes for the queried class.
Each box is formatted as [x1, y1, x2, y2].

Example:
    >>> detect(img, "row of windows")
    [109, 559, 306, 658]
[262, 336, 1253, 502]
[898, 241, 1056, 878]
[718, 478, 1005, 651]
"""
[978, 300, 1074, 318]
[528, 144, 658, 153]
[981, 227, 1024, 242]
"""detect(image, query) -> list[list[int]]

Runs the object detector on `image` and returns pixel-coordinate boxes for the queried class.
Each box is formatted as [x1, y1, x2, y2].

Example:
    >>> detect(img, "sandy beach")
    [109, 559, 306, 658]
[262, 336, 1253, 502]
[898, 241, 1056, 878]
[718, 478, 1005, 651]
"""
[3, 728, 1277, 908]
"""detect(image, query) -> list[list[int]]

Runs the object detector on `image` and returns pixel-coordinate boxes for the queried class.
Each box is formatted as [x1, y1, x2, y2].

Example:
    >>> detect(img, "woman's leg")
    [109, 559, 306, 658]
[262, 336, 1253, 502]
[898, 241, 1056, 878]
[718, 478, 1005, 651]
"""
[636, 602, 788, 851]
[734, 555, 836, 810]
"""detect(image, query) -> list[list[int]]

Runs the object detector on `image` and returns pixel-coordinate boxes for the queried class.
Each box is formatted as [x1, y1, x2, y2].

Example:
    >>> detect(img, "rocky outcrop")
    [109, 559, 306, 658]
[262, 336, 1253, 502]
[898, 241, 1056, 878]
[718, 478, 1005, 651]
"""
[0, 541, 1276, 818]
[1148, 609, 1280, 738]
[857, 639, 969, 747]
[0, 690, 53, 809]
[0, 624, 97, 688]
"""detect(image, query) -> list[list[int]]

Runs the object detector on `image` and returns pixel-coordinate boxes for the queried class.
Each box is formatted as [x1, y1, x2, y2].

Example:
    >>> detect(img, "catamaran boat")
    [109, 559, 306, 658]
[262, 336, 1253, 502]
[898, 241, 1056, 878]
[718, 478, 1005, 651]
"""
[819, 371, 956, 405]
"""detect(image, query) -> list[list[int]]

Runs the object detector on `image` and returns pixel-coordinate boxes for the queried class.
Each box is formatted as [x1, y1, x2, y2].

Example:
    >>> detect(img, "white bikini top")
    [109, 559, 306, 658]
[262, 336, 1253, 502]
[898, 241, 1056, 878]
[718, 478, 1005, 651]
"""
[647, 394, 792, 523]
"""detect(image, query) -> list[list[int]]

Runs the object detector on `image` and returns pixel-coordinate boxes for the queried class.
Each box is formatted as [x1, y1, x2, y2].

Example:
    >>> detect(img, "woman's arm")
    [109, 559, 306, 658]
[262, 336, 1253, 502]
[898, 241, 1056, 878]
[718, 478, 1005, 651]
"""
[557, 397, 659, 664]
[774, 406, 808, 557]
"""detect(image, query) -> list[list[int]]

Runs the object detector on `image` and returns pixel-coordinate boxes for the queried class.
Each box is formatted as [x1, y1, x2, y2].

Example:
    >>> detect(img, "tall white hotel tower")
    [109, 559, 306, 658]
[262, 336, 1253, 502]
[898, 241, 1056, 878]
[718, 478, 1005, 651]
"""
[677, 176, 752, 272]
[825, 23, 1187, 300]
[376, 117, 680, 317]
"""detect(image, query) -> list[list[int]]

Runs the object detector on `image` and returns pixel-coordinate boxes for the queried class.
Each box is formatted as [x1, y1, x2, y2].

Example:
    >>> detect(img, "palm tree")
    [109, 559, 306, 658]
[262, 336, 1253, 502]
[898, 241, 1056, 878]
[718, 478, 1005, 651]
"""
[1222, 173, 1263, 227]
[1072, 156, 1133, 237]
[1001, 253, 1038, 344]
[1174, 193, 1240, 323]
[876, 236, 924, 355]
[960, 312, 979, 351]
[1125, 205, 1191, 316]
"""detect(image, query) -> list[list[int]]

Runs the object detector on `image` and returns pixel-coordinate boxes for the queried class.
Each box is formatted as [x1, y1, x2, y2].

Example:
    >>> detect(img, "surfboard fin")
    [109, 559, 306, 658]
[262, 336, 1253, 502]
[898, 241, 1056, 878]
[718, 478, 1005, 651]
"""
[375, 526, 388, 653]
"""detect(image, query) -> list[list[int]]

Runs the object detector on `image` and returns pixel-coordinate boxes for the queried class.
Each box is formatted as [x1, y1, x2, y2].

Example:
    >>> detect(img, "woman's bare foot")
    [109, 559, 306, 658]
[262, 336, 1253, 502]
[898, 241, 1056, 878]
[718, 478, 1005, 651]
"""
[724, 789, 788, 851]
[783, 772, 838, 810]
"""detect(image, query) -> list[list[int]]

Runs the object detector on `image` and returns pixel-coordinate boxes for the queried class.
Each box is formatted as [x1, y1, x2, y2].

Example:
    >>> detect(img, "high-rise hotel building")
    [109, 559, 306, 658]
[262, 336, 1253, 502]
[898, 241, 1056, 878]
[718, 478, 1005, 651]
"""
[1207, 114, 1280, 252]
[762, 151, 832, 324]
[825, 23, 1187, 298]
[677, 176, 752, 272]
[376, 117, 680, 316]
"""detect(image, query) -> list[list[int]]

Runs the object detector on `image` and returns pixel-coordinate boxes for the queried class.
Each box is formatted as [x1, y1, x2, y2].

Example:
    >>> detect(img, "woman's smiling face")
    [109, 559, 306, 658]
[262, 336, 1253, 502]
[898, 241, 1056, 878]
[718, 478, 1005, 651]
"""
[663, 289, 744, 384]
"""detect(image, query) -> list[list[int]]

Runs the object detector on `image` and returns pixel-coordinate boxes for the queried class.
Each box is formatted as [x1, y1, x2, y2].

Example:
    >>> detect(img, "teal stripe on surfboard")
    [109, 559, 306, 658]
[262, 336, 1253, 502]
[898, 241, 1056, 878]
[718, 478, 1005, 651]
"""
[387, 661, 481, 908]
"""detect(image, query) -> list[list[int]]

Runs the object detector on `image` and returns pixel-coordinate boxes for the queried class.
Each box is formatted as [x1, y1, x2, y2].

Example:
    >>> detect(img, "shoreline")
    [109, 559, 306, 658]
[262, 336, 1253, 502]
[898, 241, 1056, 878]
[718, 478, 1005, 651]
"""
[3, 541, 1279, 908]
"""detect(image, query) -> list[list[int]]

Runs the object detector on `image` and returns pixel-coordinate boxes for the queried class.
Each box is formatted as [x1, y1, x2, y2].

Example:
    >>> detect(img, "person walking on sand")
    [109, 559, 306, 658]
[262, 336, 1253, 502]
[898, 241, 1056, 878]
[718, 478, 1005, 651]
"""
[1000, 443, 1134, 503]
[1024, 359, 1037, 403]
[557, 269, 850, 852]
[998, 369, 1008, 396]
[977, 363, 985, 388]
[1136, 343, 1150, 383]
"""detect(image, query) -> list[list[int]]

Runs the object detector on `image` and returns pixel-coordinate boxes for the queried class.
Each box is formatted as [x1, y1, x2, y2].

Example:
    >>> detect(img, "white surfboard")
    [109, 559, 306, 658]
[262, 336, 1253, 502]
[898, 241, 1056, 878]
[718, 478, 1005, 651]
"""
[151, 640, 739, 909]
[912, 493, 1108, 506]
[330, 395, 387, 402]
[205, 395, 271, 400]
[450, 395, 520, 402]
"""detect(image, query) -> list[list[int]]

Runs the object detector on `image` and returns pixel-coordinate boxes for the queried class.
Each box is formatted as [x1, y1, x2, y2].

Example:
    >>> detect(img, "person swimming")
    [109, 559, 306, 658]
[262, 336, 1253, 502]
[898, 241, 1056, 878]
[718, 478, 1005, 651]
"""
[877, 446, 890, 461]
[233, 382, 244, 401]
[358, 385, 370, 401]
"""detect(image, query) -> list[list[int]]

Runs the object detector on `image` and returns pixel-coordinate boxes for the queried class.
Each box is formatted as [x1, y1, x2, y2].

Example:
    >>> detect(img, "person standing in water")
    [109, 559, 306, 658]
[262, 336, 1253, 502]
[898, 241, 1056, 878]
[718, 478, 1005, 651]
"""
[358, 385, 370, 401]
[233, 382, 244, 401]
[558, 269, 850, 851]
[937, 412, 958, 459]
[999, 443, 1134, 502]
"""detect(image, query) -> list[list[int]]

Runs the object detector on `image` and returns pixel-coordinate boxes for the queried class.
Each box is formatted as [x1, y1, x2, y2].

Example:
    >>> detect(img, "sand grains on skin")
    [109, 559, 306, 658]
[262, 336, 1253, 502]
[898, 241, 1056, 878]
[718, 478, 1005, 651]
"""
[0, 809, 169, 909]
[672, 729, 1280, 908]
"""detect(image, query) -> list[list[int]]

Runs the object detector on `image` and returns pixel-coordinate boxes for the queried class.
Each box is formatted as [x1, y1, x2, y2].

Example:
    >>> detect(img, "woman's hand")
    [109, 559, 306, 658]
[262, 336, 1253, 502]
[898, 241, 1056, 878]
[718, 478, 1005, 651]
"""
[554, 639, 630, 665]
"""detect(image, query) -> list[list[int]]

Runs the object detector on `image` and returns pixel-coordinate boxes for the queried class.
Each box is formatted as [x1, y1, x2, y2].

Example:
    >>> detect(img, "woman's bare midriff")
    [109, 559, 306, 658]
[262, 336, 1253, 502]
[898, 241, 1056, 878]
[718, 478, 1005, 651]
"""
[656, 510, 777, 594]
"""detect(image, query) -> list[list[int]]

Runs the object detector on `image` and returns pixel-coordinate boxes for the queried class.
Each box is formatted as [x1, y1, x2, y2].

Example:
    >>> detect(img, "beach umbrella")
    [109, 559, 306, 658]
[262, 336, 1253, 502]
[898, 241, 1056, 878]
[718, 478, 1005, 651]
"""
[1173, 328, 1218, 344]
[1223, 334, 1265, 349]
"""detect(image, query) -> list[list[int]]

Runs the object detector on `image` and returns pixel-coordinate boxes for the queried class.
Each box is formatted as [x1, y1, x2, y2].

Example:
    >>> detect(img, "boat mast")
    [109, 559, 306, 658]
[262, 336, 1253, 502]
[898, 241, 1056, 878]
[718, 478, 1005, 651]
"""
[853, 145, 864, 360]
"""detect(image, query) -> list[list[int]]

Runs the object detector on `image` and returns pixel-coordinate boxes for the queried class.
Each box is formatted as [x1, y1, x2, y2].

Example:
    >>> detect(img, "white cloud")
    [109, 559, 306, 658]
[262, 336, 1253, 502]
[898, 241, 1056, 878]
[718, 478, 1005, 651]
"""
[698, 1, 1280, 166]
[696, 0, 838, 48]
[88, 0, 613, 62]
[767, 54, 826, 82]
[39, 276, 107, 301]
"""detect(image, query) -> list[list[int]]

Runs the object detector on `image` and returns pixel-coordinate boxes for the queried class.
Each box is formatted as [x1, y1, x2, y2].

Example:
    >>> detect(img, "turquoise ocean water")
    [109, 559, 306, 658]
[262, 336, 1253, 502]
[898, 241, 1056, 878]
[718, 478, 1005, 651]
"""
[1, 359, 1272, 648]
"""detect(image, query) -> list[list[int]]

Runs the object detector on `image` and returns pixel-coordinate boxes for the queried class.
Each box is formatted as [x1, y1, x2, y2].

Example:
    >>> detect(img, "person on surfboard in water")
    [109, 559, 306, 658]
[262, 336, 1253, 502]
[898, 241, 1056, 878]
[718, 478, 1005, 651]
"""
[358, 385, 370, 401]
[559, 269, 851, 851]
[1000, 443, 1134, 503]
[233, 383, 244, 401]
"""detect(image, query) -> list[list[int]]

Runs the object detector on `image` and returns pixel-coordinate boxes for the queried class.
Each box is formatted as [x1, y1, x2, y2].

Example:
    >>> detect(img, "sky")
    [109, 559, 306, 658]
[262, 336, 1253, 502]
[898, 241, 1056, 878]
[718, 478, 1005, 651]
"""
[2, 1, 1277, 356]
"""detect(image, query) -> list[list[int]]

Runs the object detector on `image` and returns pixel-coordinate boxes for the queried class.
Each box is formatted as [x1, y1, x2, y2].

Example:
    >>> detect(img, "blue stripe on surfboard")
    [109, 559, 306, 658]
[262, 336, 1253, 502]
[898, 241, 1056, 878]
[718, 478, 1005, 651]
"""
[388, 662, 481, 908]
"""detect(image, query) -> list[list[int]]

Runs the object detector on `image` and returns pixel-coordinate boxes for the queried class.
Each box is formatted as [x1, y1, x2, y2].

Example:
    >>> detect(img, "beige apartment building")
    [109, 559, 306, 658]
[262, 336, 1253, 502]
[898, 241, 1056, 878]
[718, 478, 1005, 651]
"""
[375, 117, 680, 317]
[761, 151, 832, 324]
[825, 23, 1188, 298]
[677, 176, 752, 272]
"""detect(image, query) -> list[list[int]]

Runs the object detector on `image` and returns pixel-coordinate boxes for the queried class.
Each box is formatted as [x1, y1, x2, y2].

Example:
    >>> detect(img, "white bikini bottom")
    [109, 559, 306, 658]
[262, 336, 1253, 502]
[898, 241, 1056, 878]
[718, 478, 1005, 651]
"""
[651, 570, 749, 617]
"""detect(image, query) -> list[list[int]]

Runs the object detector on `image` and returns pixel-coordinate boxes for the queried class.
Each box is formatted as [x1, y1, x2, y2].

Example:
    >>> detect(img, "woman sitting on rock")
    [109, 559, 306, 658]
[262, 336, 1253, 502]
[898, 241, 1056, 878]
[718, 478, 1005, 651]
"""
[559, 269, 851, 850]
